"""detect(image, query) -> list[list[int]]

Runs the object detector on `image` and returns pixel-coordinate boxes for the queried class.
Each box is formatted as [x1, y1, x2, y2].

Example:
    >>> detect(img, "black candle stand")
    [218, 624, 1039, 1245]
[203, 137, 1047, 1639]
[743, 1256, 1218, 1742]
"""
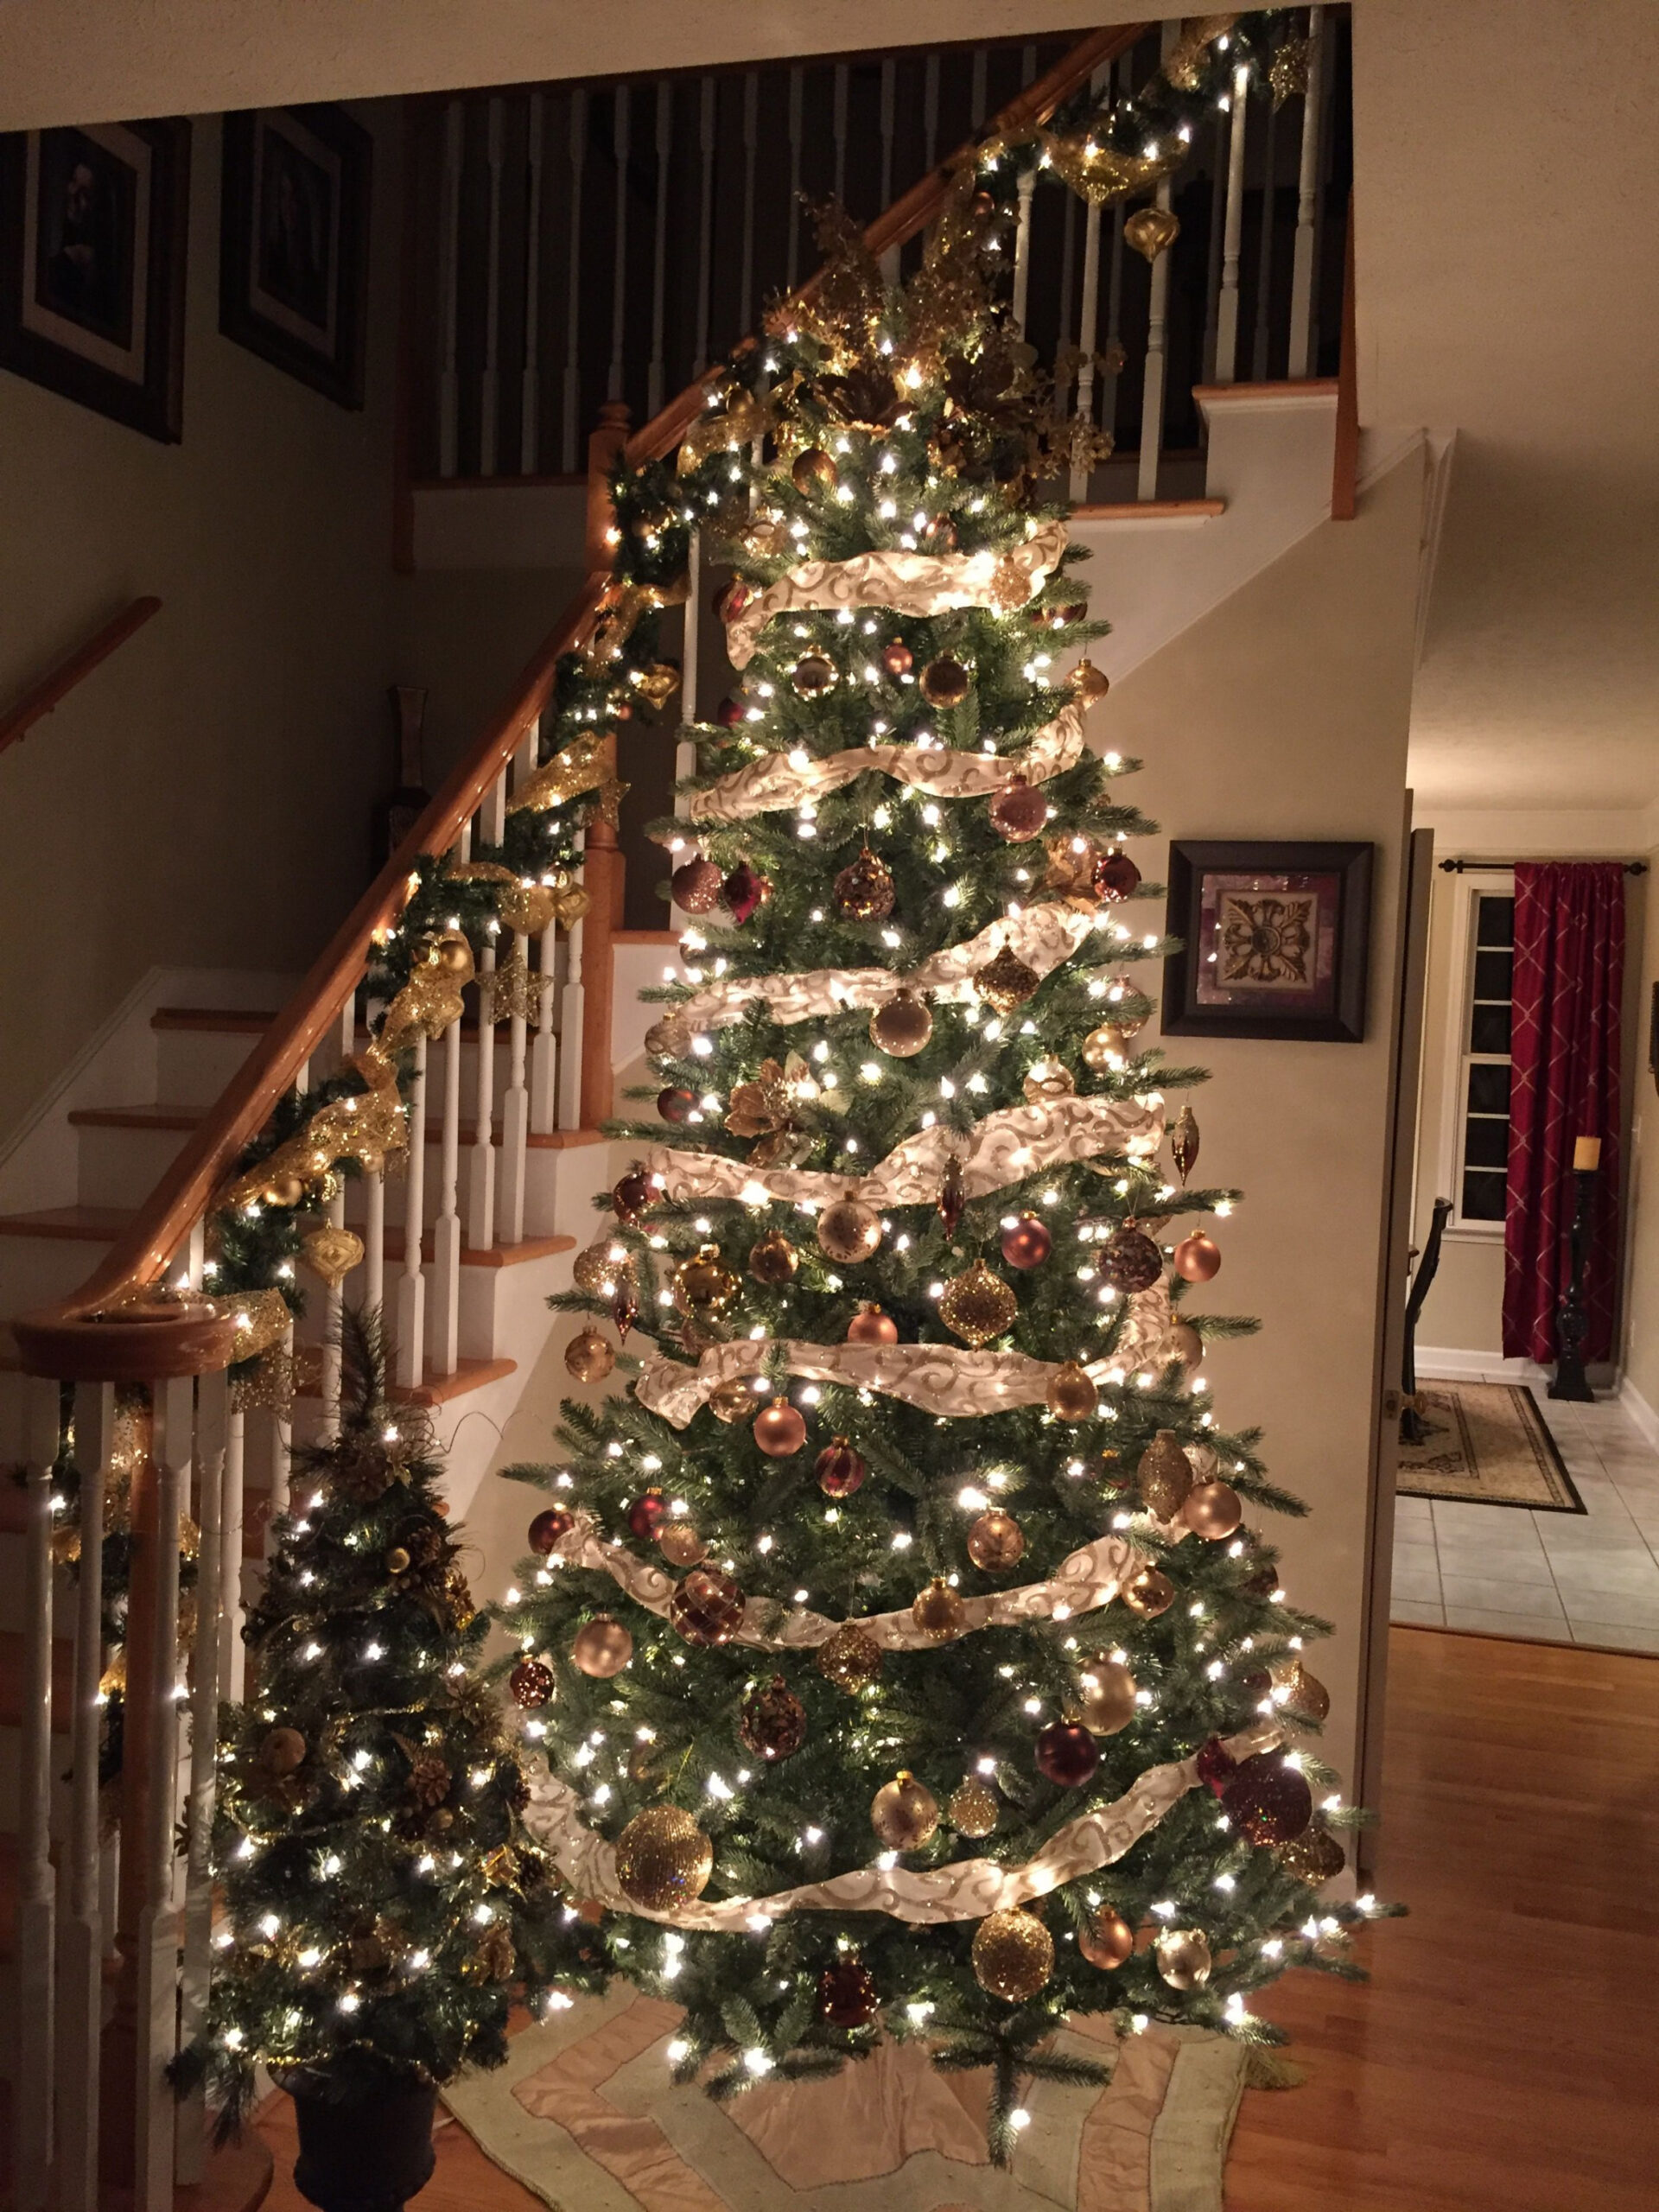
[1548, 1163, 1599, 1403]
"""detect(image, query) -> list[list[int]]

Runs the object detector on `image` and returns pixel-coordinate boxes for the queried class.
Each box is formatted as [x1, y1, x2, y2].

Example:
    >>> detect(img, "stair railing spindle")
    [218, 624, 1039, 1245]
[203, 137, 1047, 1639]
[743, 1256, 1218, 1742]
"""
[741, 73, 760, 326]
[219, 1400, 246, 1703]
[395, 1034, 429, 1388]
[16, 1376, 60, 2212]
[1288, 4, 1325, 375]
[317, 995, 356, 1439]
[1137, 25, 1180, 500]
[557, 826, 587, 1132]
[694, 78, 716, 372]
[1251, 84, 1280, 381]
[56, 1378, 110, 2212]
[467, 773, 505, 1249]
[175, 1367, 227, 2184]
[1215, 63, 1250, 385]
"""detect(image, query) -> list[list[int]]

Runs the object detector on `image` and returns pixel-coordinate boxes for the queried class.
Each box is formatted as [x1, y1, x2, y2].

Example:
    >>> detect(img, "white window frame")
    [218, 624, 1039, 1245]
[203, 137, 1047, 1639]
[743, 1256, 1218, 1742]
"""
[1434, 871, 1515, 1239]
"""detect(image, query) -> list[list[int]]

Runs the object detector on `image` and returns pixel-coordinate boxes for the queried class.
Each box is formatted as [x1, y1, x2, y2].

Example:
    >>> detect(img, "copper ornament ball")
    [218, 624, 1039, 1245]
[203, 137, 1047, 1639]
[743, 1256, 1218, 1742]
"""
[920, 654, 972, 709]
[753, 1396, 807, 1457]
[747, 1230, 799, 1286]
[847, 1303, 899, 1345]
[669, 1564, 746, 1646]
[1174, 1230, 1222, 1282]
[1122, 1565, 1176, 1618]
[988, 777, 1051, 842]
[739, 1675, 807, 1763]
[614, 1805, 714, 1911]
[939, 1261, 1017, 1348]
[948, 1775, 999, 1839]
[1136, 1430, 1193, 1519]
[912, 1575, 967, 1642]
[509, 1657, 555, 1709]
[1099, 1226, 1163, 1294]
[671, 856, 724, 913]
[1001, 1212, 1052, 1270]
[815, 1436, 868, 1497]
[1035, 1719, 1100, 1789]
[966, 1507, 1026, 1572]
[1046, 1360, 1099, 1421]
[658, 1522, 708, 1568]
[817, 1957, 878, 2028]
[572, 1614, 632, 1677]
[626, 1490, 668, 1540]
[972, 1909, 1054, 2001]
[528, 1505, 575, 1554]
[1075, 1657, 1137, 1736]
[817, 1194, 883, 1265]
[791, 446, 838, 495]
[871, 1769, 940, 1850]
[791, 652, 839, 699]
[1221, 1752, 1314, 1845]
[564, 1328, 615, 1384]
[1079, 1908, 1135, 1970]
[880, 639, 914, 678]
[1154, 1928, 1212, 1991]
[869, 990, 933, 1058]
[1184, 1479, 1243, 1540]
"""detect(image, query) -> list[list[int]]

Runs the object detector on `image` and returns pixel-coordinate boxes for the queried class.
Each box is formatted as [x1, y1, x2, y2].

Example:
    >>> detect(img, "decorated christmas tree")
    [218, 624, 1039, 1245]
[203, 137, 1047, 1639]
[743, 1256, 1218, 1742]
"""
[505, 194, 1388, 2153]
[179, 1314, 582, 2150]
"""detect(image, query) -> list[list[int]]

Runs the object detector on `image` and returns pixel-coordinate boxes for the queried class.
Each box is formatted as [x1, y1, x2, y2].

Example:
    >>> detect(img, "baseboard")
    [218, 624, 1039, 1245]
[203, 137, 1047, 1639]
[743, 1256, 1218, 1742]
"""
[1618, 1375, 1659, 1452]
[1414, 1346, 1548, 1383]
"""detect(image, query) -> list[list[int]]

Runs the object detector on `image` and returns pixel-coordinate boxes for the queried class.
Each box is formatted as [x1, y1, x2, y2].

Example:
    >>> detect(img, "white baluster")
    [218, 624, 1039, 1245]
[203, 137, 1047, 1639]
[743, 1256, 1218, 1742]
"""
[1057, 188, 1077, 381]
[219, 1401, 246, 1705]
[467, 773, 505, 1248]
[531, 917, 559, 1135]
[16, 1377, 59, 2212]
[1201, 108, 1228, 382]
[1069, 215, 1103, 503]
[365, 1164, 386, 1313]
[648, 80, 671, 419]
[134, 1376, 188, 2212]
[438, 99, 464, 479]
[1138, 26, 1181, 502]
[1012, 165, 1036, 336]
[694, 78, 715, 372]
[318, 995, 356, 1441]
[562, 88, 588, 473]
[878, 61, 899, 283]
[785, 68, 804, 287]
[396, 1033, 429, 1389]
[607, 85, 630, 405]
[522, 90, 545, 473]
[430, 830, 467, 1374]
[56, 1380, 109, 2212]
[678, 528, 702, 785]
[557, 826, 587, 1131]
[740, 73, 760, 328]
[1215, 64, 1251, 386]
[269, 1313, 294, 1522]
[500, 931, 531, 1246]
[175, 1369, 227, 2183]
[832, 64, 849, 203]
[481, 95, 505, 474]
[1288, 5, 1325, 377]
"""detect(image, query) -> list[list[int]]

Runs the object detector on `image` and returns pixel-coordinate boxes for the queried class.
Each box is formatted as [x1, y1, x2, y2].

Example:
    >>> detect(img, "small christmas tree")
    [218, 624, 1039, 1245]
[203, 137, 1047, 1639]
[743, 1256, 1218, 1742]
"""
[181, 1313, 584, 2142]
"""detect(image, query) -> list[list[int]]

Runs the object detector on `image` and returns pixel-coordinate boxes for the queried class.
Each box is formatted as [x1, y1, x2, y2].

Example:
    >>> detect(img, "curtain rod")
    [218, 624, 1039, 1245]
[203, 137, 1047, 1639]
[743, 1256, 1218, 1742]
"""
[1438, 856, 1649, 876]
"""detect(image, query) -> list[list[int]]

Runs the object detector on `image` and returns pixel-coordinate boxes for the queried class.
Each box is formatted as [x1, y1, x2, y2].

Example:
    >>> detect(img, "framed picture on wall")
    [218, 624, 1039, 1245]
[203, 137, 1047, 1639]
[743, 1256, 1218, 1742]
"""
[1161, 840, 1375, 1043]
[219, 105, 370, 408]
[0, 118, 190, 442]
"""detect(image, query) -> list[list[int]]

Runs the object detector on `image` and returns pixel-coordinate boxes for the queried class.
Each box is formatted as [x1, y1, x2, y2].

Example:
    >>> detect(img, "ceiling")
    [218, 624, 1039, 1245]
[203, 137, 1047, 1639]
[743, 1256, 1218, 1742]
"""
[1352, 0, 1659, 814]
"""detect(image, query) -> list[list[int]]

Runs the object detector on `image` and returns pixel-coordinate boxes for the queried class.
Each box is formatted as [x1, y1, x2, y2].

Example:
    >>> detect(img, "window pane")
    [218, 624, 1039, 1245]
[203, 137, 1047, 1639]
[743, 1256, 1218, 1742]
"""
[1467, 1062, 1511, 1116]
[1470, 1003, 1512, 1054]
[1464, 1116, 1510, 1169]
[1461, 1168, 1507, 1220]
[1476, 895, 1514, 949]
[1473, 949, 1513, 1001]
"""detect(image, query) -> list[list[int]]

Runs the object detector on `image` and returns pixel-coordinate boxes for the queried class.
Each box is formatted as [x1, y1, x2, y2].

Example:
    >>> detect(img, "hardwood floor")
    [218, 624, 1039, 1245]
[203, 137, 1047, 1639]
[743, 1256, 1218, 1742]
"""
[255, 1626, 1659, 2212]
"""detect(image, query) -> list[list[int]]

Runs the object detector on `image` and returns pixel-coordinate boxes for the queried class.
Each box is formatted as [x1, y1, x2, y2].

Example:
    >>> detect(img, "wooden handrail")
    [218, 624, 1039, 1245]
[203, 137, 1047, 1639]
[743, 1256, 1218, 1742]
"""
[16, 21, 1146, 1370]
[0, 596, 162, 757]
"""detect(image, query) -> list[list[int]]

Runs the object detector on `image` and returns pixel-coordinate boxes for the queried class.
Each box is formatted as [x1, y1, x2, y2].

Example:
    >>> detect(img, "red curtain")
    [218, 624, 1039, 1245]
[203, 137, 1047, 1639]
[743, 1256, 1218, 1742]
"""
[1502, 861, 1625, 1363]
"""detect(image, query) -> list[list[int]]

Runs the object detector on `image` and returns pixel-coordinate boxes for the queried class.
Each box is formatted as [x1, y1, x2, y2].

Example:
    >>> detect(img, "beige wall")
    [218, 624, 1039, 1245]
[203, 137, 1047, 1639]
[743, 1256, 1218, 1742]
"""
[0, 106, 401, 1149]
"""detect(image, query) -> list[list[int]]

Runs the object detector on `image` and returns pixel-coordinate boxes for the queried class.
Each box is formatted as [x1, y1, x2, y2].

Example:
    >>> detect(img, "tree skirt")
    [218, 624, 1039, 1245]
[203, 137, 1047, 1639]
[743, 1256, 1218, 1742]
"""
[1397, 1382, 1584, 1512]
[440, 1987, 1246, 2212]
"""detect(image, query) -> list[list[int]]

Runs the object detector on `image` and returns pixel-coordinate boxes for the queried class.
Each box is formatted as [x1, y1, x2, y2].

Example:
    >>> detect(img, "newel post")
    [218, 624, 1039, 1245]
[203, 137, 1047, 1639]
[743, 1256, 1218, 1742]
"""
[579, 404, 631, 1128]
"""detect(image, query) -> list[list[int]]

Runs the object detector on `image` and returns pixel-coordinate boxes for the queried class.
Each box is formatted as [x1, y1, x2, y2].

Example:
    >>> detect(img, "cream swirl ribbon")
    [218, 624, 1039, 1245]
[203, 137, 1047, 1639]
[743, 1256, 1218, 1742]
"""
[521, 1717, 1283, 1929]
[687, 701, 1087, 826]
[722, 523, 1069, 669]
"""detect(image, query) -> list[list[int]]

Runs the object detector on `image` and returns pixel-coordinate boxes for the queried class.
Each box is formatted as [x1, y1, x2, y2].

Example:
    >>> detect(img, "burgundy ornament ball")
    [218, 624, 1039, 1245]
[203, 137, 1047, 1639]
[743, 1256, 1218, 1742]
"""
[509, 1657, 555, 1709]
[668, 1566, 746, 1646]
[1035, 1720, 1101, 1789]
[1221, 1751, 1314, 1844]
[715, 694, 744, 728]
[815, 1436, 868, 1497]
[739, 1675, 807, 1763]
[671, 857, 724, 913]
[612, 1166, 656, 1226]
[627, 1491, 668, 1540]
[1001, 1212, 1052, 1270]
[528, 1506, 575, 1554]
[1092, 849, 1142, 902]
[988, 777, 1051, 842]
[1099, 1225, 1163, 1293]
[1195, 1736, 1239, 1798]
[657, 1085, 696, 1125]
[721, 861, 770, 925]
[817, 1958, 878, 2028]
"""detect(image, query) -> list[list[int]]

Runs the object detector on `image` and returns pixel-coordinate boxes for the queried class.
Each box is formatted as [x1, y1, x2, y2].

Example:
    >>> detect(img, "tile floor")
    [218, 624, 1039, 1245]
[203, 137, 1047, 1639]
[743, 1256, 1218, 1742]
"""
[1391, 1383, 1659, 1653]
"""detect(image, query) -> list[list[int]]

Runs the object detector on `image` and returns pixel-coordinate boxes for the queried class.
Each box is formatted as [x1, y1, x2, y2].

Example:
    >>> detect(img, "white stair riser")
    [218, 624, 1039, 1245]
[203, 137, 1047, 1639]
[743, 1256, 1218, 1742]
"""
[74, 1122, 195, 1211]
[153, 1027, 266, 1108]
[0, 1236, 113, 1323]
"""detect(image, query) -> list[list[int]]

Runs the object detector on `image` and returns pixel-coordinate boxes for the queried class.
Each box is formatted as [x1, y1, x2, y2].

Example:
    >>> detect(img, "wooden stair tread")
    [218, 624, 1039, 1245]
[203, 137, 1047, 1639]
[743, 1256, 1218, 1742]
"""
[67, 1102, 203, 1131]
[0, 1630, 76, 1729]
[0, 1205, 133, 1240]
[378, 1230, 575, 1269]
[151, 1007, 277, 1033]
[293, 1353, 518, 1408]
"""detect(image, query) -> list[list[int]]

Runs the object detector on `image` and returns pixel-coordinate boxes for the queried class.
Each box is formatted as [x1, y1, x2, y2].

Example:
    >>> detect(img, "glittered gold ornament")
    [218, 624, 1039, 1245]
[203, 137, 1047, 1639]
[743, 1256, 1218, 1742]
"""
[1170, 1104, 1200, 1185]
[658, 1522, 708, 1568]
[948, 1775, 999, 1839]
[1277, 1825, 1346, 1885]
[1074, 1657, 1137, 1736]
[1071, 658, 1110, 703]
[920, 654, 972, 708]
[791, 446, 839, 495]
[1099, 1225, 1163, 1294]
[614, 1806, 715, 1911]
[564, 1328, 615, 1383]
[975, 944, 1041, 1014]
[669, 1565, 745, 1645]
[671, 856, 724, 912]
[1154, 1928, 1213, 1990]
[871, 1769, 940, 1849]
[967, 1508, 1026, 1571]
[671, 1244, 739, 1318]
[1124, 205, 1180, 263]
[1122, 1565, 1176, 1618]
[972, 1909, 1054, 2001]
[1137, 1429, 1193, 1519]
[572, 1614, 632, 1677]
[870, 991, 933, 1057]
[817, 1621, 882, 1693]
[1183, 1479, 1242, 1541]
[792, 652, 839, 699]
[833, 847, 895, 921]
[1080, 1908, 1135, 1969]
[911, 1575, 966, 1642]
[1280, 1662, 1332, 1725]
[1047, 1360, 1099, 1421]
[709, 1376, 758, 1424]
[847, 1303, 899, 1344]
[301, 1223, 364, 1287]
[753, 1397, 807, 1457]
[575, 1239, 632, 1298]
[817, 1193, 882, 1265]
[939, 1261, 1017, 1347]
[1022, 1059, 1076, 1104]
[747, 1230, 799, 1286]
[1268, 33, 1313, 108]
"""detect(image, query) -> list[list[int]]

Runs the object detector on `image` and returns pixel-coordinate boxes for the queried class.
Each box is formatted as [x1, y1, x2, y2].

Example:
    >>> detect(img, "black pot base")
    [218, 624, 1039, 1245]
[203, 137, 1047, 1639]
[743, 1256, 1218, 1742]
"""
[289, 2076, 438, 2212]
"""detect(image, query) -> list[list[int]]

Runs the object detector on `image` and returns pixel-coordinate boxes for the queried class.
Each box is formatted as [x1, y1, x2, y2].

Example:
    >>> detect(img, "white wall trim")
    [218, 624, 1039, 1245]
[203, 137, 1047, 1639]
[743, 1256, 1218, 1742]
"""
[1618, 1375, 1659, 1453]
[1414, 1345, 1548, 1383]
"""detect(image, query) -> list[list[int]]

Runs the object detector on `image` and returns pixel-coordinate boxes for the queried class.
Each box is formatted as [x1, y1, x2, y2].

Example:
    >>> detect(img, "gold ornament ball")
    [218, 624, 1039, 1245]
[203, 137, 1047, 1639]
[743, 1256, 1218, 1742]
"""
[966, 1509, 1026, 1572]
[565, 1327, 616, 1383]
[871, 1770, 940, 1850]
[1122, 1565, 1176, 1619]
[658, 1522, 708, 1568]
[264, 1173, 307, 1209]
[912, 1575, 967, 1642]
[672, 1245, 740, 1317]
[1184, 1479, 1243, 1541]
[818, 1194, 883, 1265]
[753, 1397, 807, 1458]
[575, 1239, 632, 1298]
[572, 1614, 633, 1677]
[975, 944, 1041, 1014]
[1079, 1908, 1135, 1970]
[948, 1775, 999, 1839]
[613, 1806, 715, 1911]
[939, 1261, 1017, 1348]
[1124, 205, 1180, 263]
[791, 652, 840, 699]
[709, 1375, 758, 1424]
[1281, 1661, 1332, 1724]
[1071, 658, 1110, 705]
[817, 1621, 882, 1694]
[870, 991, 933, 1058]
[432, 930, 474, 976]
[972, 1909, 1054, 2002]
[920, 654, 972, 708]
[1075, 1657, 1137, 1736]
[747, 1230, 798, 1286]
[1023, 1059, 1076, 1104]
[1047, 1359, 1099, 1421]
[385, 1547, 410, 1574]
[1080, 1024, 1125, 1073]
[1277, 1826, 1346, 1885]
[847, 1303, 899, 1345]
[1173, 1230, 1222, 1282]
[1169, 1320, 1205, 1370]
[259, 1726, 307, 1775]
[1154, 1928, 1212, 1991]
[1137, 1429, 1193, 1519]
[791, 446, 838, 496]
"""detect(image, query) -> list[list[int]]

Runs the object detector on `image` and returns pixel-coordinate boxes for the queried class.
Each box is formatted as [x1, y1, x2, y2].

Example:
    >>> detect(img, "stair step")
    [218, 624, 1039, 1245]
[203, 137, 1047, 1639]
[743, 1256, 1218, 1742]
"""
[0, 1206, 132, 1242]
[0, 1630, 75, 1730]
[380, 1230, 575, 1270]
[151, 1007, 277, 1035]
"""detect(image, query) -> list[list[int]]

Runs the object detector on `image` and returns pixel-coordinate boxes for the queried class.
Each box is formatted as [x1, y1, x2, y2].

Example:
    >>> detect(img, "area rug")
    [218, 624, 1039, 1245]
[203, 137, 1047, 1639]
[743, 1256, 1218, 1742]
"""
[1397, 1382, 1584, 1511]
[441, 1986, 1248, 2212]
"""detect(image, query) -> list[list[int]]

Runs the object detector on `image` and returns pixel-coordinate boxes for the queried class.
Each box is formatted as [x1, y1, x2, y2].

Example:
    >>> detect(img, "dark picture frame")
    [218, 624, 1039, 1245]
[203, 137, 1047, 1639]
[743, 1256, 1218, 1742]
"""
[0, 118, 189, 442]
[219, 105, 370, 408]
[1162, 840, 1375, 1043]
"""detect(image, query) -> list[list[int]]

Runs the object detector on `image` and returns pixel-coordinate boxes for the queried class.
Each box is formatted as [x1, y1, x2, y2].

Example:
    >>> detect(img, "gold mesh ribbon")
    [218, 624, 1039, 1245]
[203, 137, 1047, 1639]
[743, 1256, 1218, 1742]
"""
[506, 733, 611, 816]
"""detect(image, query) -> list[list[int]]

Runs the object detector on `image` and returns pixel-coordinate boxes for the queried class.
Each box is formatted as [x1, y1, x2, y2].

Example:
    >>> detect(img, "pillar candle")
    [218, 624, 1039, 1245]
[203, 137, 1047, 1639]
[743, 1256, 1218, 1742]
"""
[1573, 1136, 1602, 1172]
